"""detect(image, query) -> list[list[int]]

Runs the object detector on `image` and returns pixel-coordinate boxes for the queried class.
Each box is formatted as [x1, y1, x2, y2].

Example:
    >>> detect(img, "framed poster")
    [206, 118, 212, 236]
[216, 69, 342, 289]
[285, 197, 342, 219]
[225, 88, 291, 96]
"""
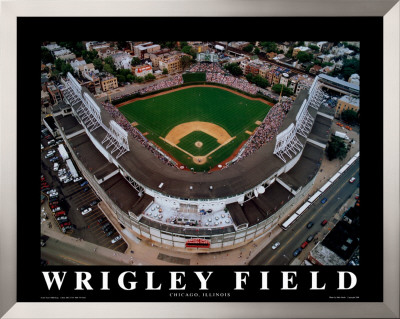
[0, 0, 399, 318]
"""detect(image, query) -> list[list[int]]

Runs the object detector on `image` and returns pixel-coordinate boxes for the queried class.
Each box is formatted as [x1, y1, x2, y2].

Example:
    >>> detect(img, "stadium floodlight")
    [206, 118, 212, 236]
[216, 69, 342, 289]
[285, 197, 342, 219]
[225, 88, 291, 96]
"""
[102, 120, 130, 159]
[296, 99, 314, 138]
[67, 72, 82, 95]
[274, 124, 303, 163]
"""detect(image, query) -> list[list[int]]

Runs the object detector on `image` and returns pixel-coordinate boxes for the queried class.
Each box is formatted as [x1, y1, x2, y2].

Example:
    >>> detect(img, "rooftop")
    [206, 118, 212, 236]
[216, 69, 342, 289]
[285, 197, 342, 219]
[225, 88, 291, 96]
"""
[338, 95, 360, 107]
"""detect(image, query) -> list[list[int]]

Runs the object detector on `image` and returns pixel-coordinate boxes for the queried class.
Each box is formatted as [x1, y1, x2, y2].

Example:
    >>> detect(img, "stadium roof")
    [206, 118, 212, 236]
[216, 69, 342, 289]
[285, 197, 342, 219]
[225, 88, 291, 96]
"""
[318, 74, 360, 92]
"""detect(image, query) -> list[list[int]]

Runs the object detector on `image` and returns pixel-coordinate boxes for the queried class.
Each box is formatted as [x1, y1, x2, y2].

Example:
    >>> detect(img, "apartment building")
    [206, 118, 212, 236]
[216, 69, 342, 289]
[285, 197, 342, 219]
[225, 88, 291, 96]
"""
[158, 53, 191, 74]
[100, 73, 118, 92]
[335, 95, 360, 118]
[133, 42, 161, 59]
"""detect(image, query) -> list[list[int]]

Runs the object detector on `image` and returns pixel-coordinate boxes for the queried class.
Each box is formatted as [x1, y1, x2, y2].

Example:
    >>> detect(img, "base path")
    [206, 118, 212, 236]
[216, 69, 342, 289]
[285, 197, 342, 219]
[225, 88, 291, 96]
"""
[165, 121, 232, 145]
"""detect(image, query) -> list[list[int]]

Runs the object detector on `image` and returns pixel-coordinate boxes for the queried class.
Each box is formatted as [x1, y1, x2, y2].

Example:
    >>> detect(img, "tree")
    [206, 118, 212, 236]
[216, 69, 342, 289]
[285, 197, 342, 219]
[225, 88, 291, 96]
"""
[61, 63, 74, 76]
[263, 42, 278, 53]
[180, 55, 192, 70]
[243, 44, 254, 53]
[162, 68, 168, 75]
[93, 58, 103, 72]
[326, 136, 349, 160]
[296, 51, 312, 63]
[179, 41, 188, 48]
[144, 73, 156, 81]
[126, 74, 134, 83]
[54, 58, 64, 72]
[246, 73, 269, 89]
[224, 63, 243, 76]
[341, 58, 360, 80]
[321, 61, 334, 67]
[308, 44, 320, 52]
[131, 57, 141, 66]
[272, 84, 293, 96]
[341, 109, 358, 124]
[103, 63, 114, 75]
[254, 47, 260, 55]
[104, 56, 114, 66]
[136, 76, 144, 83]
[297, 41, 305, 46]
[41, 47, 54, 64]
[285, 48, 293, 58]
[117, 74, 126, 83]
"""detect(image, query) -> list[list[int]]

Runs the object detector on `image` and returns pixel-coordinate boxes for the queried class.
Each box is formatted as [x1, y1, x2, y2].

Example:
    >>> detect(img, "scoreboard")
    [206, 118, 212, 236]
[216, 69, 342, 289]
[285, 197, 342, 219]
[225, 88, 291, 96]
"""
[197, 50, 219, 63]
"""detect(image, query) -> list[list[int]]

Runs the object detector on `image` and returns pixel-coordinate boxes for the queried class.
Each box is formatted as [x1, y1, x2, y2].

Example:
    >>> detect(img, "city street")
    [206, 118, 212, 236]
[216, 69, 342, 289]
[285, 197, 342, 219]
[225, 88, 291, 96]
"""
[41, 236, 124, 266]
[250, 160, 359, 265]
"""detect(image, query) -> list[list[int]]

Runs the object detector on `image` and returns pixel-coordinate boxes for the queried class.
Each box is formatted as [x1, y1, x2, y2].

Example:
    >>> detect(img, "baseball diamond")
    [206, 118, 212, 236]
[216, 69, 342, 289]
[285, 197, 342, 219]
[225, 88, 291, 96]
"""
[117, 86, 271, 170]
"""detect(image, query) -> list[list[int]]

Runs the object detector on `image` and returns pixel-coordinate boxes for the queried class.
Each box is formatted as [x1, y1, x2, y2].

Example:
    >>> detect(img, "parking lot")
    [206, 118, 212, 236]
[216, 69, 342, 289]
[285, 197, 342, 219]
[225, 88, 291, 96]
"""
[41, 127, 127, 254]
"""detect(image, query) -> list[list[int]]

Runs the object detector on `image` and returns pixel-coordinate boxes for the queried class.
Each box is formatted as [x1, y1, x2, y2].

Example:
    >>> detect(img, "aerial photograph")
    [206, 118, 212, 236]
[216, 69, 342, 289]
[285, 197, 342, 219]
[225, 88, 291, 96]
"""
[40, 40, 360, 267]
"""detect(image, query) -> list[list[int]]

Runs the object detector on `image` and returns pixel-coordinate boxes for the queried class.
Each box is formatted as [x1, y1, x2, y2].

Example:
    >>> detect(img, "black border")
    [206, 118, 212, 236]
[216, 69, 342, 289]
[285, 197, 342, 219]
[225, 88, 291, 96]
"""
[18, 17, 383, 302]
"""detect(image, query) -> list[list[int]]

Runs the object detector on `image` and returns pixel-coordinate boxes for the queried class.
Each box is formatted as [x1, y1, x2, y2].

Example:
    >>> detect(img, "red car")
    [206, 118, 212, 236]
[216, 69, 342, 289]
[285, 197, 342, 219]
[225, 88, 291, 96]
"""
[49, 204, 59, 209]
[54, 211, 66, 217]
[60, 221, 71, 228]
[301, 241, 309, 249]
[321, 219, 328, 226]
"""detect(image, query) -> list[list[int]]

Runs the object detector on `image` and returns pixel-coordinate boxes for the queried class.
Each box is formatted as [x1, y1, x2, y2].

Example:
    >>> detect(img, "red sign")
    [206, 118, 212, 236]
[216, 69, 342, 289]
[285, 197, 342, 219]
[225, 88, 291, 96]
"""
[137, 65, 152, 73]
[185, 238, 210, 248]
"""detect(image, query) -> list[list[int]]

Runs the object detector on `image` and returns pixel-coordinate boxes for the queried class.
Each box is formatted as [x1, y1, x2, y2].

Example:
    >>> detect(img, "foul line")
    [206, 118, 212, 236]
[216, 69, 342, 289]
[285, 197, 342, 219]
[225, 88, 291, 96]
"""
[160, 136, 236, 164]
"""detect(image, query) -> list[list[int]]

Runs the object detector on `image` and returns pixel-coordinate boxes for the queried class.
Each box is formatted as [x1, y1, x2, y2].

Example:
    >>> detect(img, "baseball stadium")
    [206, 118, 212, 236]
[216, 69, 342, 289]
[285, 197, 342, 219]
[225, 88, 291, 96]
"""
[53, 60, 335, 252]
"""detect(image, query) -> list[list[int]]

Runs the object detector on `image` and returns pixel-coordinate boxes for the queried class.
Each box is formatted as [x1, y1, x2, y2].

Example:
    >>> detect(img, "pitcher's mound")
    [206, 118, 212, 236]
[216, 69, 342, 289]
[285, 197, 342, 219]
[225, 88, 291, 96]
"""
[195, 141, 203, 148]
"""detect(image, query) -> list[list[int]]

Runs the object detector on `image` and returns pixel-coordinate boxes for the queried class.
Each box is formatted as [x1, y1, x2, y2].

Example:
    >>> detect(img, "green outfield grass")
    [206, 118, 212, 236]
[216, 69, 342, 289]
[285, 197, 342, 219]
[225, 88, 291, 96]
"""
[118, 86, 271, 171]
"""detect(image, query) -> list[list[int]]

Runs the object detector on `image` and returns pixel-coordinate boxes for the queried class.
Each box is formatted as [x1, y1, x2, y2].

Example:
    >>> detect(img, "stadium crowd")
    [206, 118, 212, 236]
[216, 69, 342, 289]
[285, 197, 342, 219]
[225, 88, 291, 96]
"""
[101, 101, 176, 168]
[206, 72, 259, 95]
[138, 75, 183, 95]
[232, 99, 294, 163]
[188, 62, 225, 73]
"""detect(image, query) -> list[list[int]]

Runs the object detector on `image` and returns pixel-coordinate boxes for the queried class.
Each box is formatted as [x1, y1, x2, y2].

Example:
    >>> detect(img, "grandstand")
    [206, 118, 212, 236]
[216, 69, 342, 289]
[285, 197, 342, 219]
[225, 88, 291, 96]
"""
[52, 71, 333, 252]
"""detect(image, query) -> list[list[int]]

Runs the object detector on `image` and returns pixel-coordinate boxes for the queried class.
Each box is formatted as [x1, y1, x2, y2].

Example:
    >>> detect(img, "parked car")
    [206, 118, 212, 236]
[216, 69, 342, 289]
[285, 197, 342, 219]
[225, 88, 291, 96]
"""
[106, 229, 115, 237]
[349, 177, 356, 183]
[321, 219, 328, 226]
[82, 207, 93, 216]
[111, 235, 122, 244]
[306, 222, 314, 229]
[272, 242, 280, 250]
[54, 211, 66, 217]
[80, 180, 88, 187]
[60, 221, 71, 228]
[307, 234, 315, 242]
[73, 177, 83, 183]
[301, 241, 309, 249]
[293, 248, 302, 257]
[80, 205, 90, 212]
[90, 199, 99, 207]
[52, 207, 62, 213]
[82, 187, 90, 192]
[321, 197, 327, 204]
[101, 222, 111, 230]
[97, 217, 105, 224]
[56, 216, 69, 223]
